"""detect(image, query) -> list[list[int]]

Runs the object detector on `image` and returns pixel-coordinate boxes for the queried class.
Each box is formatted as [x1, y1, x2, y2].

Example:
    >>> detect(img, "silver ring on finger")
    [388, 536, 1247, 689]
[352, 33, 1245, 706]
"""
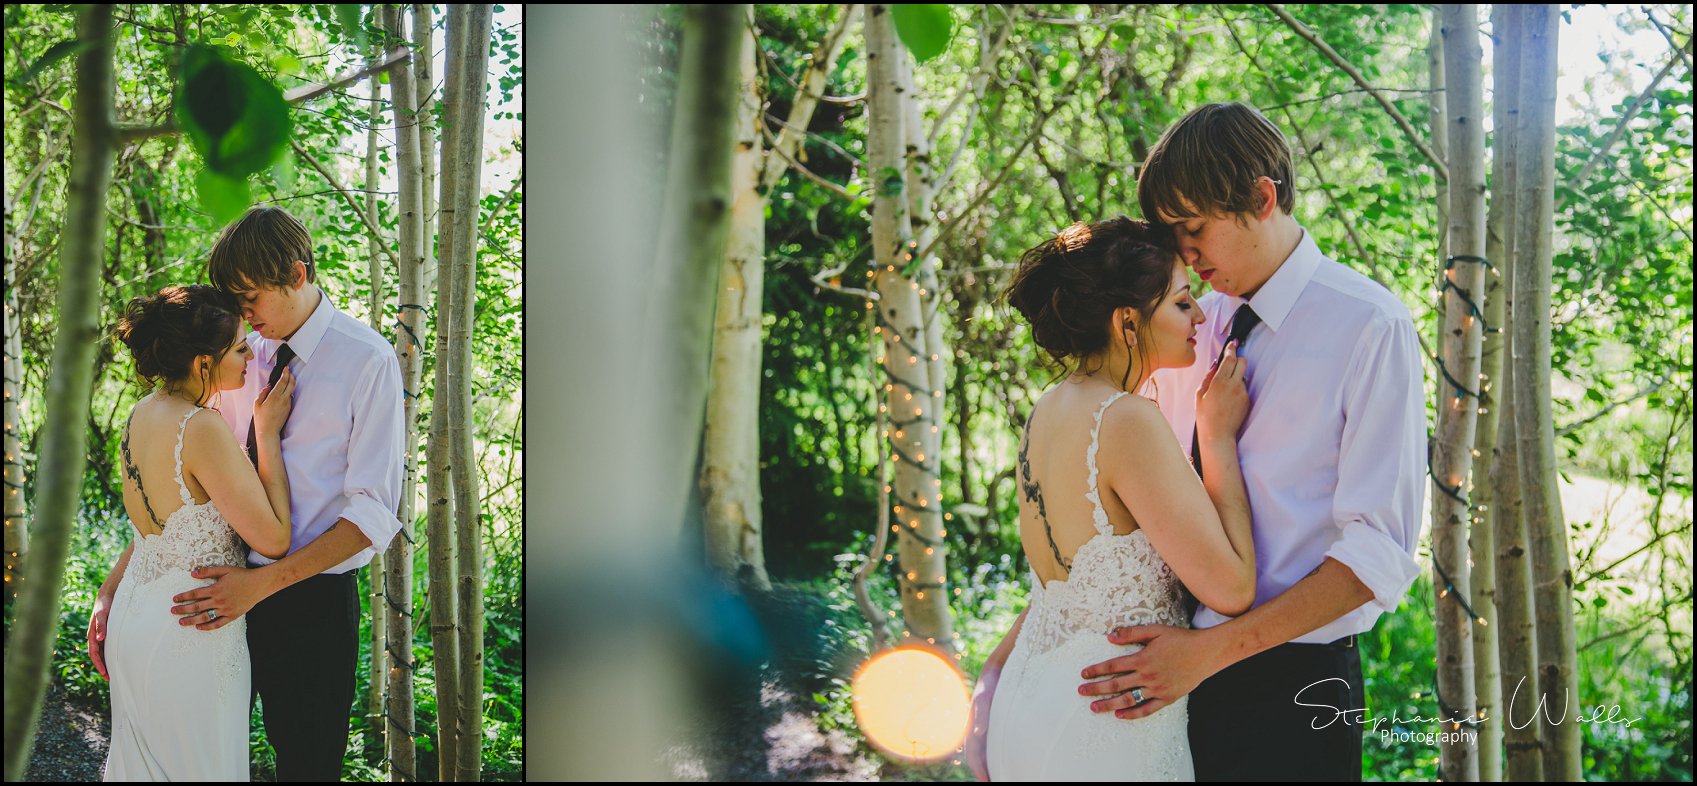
[207, 608, 218, 622]
[1131, 687, 1145, 704]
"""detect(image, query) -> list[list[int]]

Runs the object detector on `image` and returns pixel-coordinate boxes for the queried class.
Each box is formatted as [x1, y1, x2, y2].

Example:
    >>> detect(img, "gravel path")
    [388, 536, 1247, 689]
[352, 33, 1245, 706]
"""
[23, 682, 110, 782]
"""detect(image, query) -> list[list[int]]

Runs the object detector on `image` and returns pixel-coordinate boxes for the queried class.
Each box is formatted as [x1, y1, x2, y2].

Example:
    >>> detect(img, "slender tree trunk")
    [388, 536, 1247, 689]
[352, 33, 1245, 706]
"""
[1, 6, 117, 781]
[443, 4, 494, 779]
[3, 190, 26, 602]
[1470, 9, 1514, 780]
[363, 60, 389, 752]
[867, 3, 952, 651]
[414, 3, 438, 298]
[702, 11, 772, 591]
[1510, 7, 1581, 780]
[647, 3, 747, 547]
[381, 5, 423, 780]
[1490, 6, 1543, 778]
[1432, 7, 1484, 779]
[426, 3, 467, 776]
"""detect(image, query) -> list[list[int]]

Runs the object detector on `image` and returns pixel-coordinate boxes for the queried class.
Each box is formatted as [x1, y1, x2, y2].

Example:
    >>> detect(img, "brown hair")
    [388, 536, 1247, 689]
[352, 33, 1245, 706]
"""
[1003, 217, 1178, 389]
[1138, 102, 1295, 223]
[207, 205, 316, 294]
[112, 284, 244, 400]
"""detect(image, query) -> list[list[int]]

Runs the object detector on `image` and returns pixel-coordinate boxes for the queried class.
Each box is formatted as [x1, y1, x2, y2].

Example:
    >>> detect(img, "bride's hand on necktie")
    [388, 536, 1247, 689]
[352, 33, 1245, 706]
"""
[1195, 340, 1249, 442]
[253, 367, 296, 436]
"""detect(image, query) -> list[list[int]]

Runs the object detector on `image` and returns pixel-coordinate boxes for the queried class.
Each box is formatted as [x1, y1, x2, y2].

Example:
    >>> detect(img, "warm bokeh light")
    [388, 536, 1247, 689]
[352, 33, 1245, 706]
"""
[851, 646, 971, 764]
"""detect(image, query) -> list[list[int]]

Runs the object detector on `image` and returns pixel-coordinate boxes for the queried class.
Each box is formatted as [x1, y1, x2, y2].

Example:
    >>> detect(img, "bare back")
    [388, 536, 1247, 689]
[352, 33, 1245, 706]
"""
[120, 394, 214, 538]
[1017, 380, 1144, 587]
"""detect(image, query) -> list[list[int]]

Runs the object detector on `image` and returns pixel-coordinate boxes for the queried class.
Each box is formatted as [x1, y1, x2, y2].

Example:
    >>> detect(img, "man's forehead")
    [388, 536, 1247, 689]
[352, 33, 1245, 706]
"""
[1155, 196, 1204, 225]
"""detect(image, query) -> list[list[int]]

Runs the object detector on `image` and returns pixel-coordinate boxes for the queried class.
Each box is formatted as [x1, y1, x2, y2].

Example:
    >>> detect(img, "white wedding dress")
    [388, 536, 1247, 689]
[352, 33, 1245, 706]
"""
[986, 391, 1196, 781]
[103, 406, 251, 781]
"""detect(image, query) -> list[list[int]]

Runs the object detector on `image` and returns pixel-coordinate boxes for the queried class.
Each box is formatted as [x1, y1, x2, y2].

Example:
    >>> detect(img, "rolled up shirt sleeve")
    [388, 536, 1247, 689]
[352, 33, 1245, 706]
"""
[336, 349, 406, 558]
[1324, 313, 1427, 614]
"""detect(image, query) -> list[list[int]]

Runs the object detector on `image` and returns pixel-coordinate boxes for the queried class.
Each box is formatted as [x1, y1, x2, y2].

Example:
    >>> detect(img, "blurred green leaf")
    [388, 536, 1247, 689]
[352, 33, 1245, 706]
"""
[196, 169, 252, 225]
[889, 5, 953, 64]
[9, 38, 96, 88]
[176, 44, 292, 178]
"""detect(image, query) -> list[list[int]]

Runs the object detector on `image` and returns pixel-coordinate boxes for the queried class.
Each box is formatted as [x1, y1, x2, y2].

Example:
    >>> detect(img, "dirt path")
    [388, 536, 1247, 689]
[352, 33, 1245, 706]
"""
[23, 682, 110, 782]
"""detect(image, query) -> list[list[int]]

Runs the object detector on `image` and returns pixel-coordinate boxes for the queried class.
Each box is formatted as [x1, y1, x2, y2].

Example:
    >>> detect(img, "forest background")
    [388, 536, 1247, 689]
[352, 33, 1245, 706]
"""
[2, 3, 522, 781]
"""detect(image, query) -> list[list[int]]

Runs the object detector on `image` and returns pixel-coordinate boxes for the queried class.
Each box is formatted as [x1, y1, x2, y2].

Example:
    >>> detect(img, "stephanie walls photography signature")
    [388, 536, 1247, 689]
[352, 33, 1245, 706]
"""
[1293, 676, 1644, 732]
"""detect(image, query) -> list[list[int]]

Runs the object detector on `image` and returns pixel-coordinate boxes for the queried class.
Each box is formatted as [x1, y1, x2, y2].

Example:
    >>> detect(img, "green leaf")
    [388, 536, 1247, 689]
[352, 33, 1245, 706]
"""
[197, 169, 252, 225]
[271, 155, 296, 194]
[176, 45, 292, 178]
[10, 38, 97, 88]
[889, 5, 953, 64]
[336, 4, 368, 52]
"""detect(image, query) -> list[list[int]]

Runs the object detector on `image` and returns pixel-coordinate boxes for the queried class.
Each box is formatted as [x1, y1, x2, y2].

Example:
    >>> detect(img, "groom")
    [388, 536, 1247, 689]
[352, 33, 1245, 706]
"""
[1074, 102, 1426, 781]
[174, 205, 405, 780]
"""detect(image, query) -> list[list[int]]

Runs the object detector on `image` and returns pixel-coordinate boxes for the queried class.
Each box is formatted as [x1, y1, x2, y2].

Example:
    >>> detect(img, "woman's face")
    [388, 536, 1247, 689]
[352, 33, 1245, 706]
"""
[1139, 257, 1206, 371]
[206, 323, 252, 393]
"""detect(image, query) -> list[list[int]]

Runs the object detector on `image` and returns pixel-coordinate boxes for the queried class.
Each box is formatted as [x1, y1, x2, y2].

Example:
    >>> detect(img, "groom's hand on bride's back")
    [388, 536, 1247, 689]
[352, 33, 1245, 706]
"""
[1077, 624, 1221, 721]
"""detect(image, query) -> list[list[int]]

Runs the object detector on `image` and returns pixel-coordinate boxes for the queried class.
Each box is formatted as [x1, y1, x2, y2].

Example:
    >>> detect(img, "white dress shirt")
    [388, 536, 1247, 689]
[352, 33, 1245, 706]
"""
[1148, 228, 1426, 643]
[215, 290, 405, 575]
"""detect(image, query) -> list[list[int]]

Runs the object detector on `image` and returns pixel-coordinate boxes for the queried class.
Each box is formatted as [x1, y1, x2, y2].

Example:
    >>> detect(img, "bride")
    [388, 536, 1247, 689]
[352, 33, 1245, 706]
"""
[969, 218, 1257, 780]
[92, 284, 295, 781]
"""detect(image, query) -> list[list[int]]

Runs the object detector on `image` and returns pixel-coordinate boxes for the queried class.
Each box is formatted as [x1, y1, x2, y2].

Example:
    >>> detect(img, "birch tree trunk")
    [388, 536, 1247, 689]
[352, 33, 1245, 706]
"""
[899, 45, 951, 580]
[1491, 6, 1543, 778]
[1470, 9, 1514, 780]
[1, 6, 117, 780]
[647, 3, 746, 545]
[1432, 6, 1484, 779]
[702, 10, 771, 590]
[381, 5, 423, 780]
[701, 5, 856, 590]
[3, 191, 25, 602]
[1510, 6, 1582, 780]
[414, 3, 438, 297]
[364, 62, 389, 749]
[442, 4, 494, 778]
[425, 4, 468, 775]
[866, 3, 952, 651]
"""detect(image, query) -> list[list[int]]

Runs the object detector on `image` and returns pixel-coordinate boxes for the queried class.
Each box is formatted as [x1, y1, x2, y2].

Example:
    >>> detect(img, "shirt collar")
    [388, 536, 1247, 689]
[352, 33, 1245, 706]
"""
[1243, 226, 1321, 333]
[280, 288, 336, 364]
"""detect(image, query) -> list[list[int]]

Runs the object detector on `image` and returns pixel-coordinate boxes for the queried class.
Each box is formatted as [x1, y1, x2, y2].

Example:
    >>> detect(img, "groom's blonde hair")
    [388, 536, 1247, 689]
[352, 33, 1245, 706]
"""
[207, 205, 317, 294]
[1138, 102, 1295, 223]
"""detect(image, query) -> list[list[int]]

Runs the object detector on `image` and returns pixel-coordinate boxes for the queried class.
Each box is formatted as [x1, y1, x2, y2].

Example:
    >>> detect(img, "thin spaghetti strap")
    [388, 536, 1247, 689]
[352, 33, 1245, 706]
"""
[1084, 391, 1129, 536]
[121, 411, 165, 530]
[172, 407, 203, 507]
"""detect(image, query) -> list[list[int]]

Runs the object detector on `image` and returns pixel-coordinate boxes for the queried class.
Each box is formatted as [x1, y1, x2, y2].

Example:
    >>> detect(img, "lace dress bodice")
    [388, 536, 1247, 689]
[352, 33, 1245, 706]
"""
[120, 406, 248, 586]
[1016, 391, 1190, 657]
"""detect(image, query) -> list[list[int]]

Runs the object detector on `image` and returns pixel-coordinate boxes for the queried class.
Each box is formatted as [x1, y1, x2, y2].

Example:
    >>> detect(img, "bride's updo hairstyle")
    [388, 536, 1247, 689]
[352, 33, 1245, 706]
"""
[112, 284, 243, 394]
[1004, 217, 1180, 383]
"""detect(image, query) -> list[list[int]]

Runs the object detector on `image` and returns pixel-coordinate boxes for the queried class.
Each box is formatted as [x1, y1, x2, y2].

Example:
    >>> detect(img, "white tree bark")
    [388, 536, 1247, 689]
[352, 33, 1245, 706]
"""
[1489, 7, 1543, 779]
[381, 5, 423, 780]
[3, 189, 26, 602]
[867, 3, 952, 651]
[443, 4, 494, 779]
[1510, 6, 1581, 780]
[1432, 6, 1484, 780]
[701, 5, 857, 590]
[414, 3, 438, 297]
[646, 3, 747, 549]
[363, 60, 388, 748]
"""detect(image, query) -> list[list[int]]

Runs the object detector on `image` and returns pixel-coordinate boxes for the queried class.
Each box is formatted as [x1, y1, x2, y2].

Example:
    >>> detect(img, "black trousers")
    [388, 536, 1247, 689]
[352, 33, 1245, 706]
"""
[1188, 639, 1365, 781]
[247, 570, 360, 782]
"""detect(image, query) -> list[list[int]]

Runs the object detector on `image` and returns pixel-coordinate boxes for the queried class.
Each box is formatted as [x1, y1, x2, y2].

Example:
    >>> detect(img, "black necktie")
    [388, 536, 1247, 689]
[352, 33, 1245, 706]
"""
[248, 343, 295, 467]
[1191, 305, 1260, 478]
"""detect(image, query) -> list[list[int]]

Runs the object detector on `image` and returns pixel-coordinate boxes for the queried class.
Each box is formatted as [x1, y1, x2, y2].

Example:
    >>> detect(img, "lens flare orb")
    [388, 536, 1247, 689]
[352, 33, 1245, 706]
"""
[850, 646, 971, 764]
